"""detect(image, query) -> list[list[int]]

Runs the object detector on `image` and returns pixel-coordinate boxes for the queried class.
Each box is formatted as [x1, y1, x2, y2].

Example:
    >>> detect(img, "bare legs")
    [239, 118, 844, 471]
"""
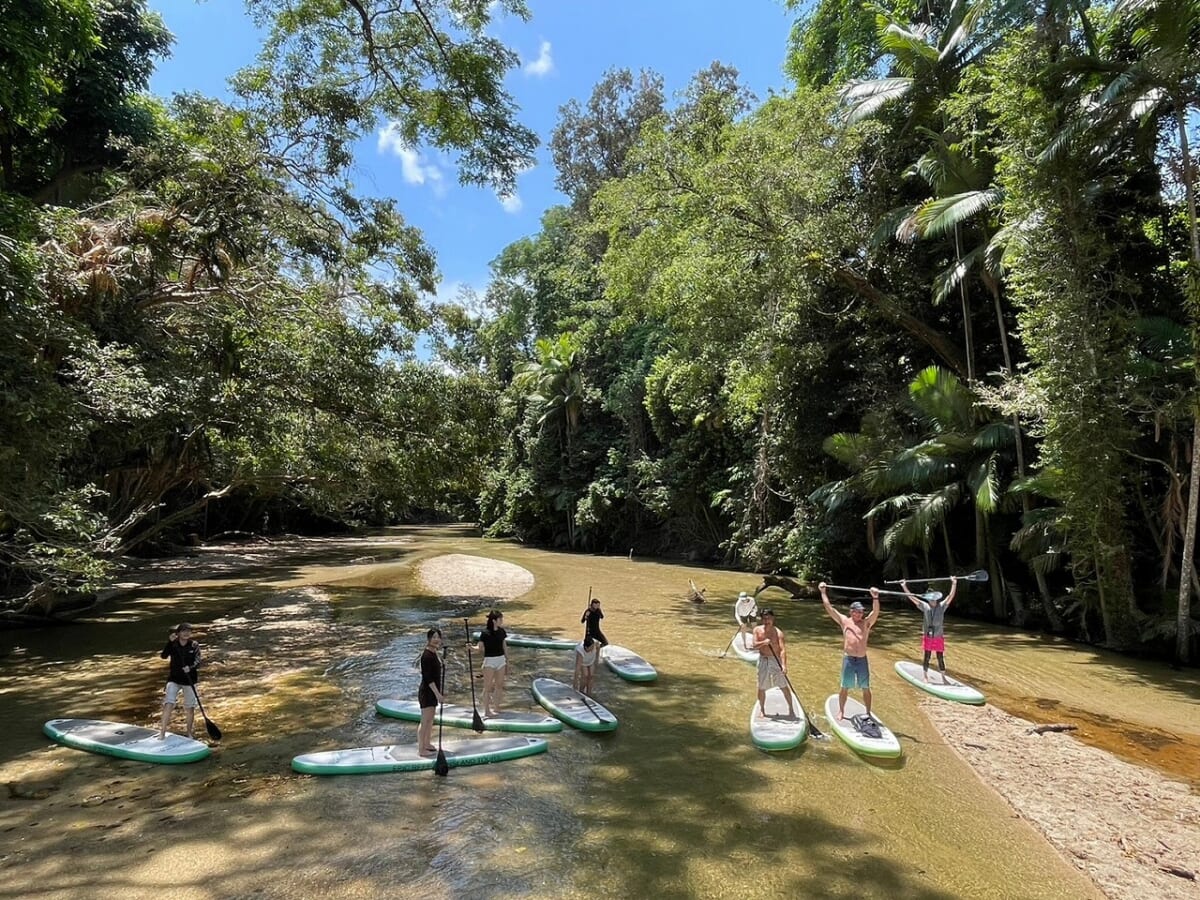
[482, 665, 506, 716]
[417, 706, 436, 754]
[158, 702, 174, 739]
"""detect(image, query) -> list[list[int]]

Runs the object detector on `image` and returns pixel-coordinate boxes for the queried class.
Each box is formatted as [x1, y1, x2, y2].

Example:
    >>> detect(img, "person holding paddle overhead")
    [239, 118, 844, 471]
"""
[417, 628, 445, 756]
[752, 610, 797, 720]
[820, 584, 881, 721]
[900, 576, 958, 684]
[581, 597, 608, 650]
[472, 610, 508, 717]
[158, 623, 202, 740]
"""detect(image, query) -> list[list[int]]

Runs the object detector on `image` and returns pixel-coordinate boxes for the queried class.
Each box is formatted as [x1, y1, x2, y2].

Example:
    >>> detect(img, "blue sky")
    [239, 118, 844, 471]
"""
[148, 1, 801, 305]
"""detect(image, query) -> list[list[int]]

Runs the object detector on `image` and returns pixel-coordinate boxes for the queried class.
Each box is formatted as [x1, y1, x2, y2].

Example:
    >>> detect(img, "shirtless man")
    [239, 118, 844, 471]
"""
[819, 584, 880, 720]
[752, 609, 797, 719]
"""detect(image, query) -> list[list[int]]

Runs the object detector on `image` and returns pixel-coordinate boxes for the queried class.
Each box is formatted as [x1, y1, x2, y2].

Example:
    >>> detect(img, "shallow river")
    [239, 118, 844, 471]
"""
[1, 526, 1196, 899]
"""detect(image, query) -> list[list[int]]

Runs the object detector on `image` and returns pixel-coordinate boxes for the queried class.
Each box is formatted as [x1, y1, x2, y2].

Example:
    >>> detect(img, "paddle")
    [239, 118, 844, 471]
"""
[434, 646, 449, 777]
[883, 569, 989, 586]
[762, 641, 825, 740]
[188, 670, 222, 742]
[824, 583, 943, 602]
[463, 618, 485, 733]
[718, 632, 739, 659]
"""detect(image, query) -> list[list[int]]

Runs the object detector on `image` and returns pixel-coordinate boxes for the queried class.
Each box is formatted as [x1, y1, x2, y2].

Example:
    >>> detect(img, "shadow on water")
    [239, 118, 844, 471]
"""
[0, 528, 1108, 898]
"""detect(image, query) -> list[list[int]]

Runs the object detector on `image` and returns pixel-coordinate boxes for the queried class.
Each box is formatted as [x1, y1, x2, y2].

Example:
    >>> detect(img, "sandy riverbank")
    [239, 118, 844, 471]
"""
[413, 552, 534, 600]
[923, 700, 1199, 900]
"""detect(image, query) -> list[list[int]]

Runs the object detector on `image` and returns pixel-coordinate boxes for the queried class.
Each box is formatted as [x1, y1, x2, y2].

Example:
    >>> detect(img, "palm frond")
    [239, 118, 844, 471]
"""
[973, 421, 1015, 450]
[870, 204, 918, 249]
[837, 78, 914, 123]
[913, 189, 1001, 238]
[909, 366, 975, 430]
[932, 244, 985, 306]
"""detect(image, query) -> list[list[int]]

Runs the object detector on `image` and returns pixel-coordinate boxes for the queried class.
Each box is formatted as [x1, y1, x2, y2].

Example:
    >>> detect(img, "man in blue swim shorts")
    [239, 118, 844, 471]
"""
[819, 584, 880, 721]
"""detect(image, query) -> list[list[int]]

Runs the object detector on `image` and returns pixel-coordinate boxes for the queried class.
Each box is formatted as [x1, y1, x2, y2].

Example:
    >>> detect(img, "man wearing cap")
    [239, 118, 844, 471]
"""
[751, 609, 797, 720]
[818, 584, 881, 721]
[158, 622, 202, 740]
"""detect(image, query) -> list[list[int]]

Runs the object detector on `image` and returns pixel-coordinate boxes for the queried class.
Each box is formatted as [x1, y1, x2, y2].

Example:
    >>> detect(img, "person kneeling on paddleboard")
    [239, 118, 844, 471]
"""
[820, 584, 880, 723]
[752, 610, 797, 720]
[158, 623, 201, 740]
[901, 576, 958, 684]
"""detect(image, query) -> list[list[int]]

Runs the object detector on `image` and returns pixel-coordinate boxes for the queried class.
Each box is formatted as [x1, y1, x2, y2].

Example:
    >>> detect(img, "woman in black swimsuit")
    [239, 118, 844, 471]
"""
[417, 628, 444, 755]
[473, 610, 508, 717]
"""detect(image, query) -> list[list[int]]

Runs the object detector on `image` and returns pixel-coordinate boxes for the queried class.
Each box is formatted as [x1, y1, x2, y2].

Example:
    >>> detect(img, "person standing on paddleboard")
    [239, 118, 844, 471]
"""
[820, 584, 881, 721]
[158, 623, 201, 740]
[417, 628, 445, 756]
[900, 576, 958, 684]
[752, 610, 797, 720]
[473, 610, 508, 717]
[581, 597, 609, 650]
[735, 592, 758, 652]
[573, 635, 599, 695]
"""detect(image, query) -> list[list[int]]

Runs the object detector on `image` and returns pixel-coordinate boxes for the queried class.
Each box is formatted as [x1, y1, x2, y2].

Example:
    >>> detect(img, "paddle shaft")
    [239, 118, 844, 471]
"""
[434, 647, 449, 776]
[188, 670, 221, 741]
[823, 583, 910, 599]
[763, 641, 823, 739]
[883, 568, 988, 586]
[463, 619, 485, 732]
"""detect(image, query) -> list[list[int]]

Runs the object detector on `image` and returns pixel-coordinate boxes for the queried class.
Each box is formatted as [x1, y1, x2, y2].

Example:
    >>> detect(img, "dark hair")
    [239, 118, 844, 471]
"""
[177, 622, 193, 633]
[761, 608, 775, 618]
[426, 627, 442, 641]
[583, 635, 594, 648]
[486, 609, 502, 631]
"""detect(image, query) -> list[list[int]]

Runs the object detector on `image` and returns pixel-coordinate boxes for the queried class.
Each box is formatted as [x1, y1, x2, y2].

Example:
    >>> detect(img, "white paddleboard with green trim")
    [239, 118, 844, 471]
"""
[43, 719, 211, 764]
[729, 629, 759, 664]
[531, 677, 618, 732]
[750, 688, 807, 750]
[602, 645, 658, 682]
[472, 631, 576, 649]
[894, 661, 985, 705]
[375, 698, 563, 733]
[824, 695, 902, 758]
[291, 736, 547, 774]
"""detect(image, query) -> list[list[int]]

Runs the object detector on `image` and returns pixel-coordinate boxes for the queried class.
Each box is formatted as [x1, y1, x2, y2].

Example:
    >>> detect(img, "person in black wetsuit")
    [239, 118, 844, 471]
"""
[472, 610, 508, 717]
[580, 597, 608, 652]
[417, 628, 445, 756]
[158, 623, 201, 740]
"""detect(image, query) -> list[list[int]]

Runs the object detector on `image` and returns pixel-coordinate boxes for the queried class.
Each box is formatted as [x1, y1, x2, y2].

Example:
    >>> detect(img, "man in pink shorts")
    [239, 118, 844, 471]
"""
[901, 576, 958, 683]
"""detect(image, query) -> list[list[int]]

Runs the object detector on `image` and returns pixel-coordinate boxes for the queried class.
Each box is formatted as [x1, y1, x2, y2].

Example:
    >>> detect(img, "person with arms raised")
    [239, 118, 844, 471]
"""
[820, 584, 881, 721]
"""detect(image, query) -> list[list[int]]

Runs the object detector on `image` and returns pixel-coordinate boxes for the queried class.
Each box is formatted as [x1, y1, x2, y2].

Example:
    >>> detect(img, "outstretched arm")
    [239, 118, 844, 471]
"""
[944, 576, 959, 609]
[867, 588, 882, 627]
[901, 580, 923, 609]
[819, 583, 845, 627]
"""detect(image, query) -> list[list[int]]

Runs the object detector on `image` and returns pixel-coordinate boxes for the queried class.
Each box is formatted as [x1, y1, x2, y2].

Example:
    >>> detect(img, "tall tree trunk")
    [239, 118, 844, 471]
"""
[1175, 102, 1199, 664]
[955, 224, 976, 383]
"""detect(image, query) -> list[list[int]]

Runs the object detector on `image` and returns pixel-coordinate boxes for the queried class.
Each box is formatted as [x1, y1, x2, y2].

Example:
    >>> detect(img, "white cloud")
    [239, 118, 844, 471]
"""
[498, 192, 523, 214]
[523, 40, 554, 77]
[376, 124, 445, 192]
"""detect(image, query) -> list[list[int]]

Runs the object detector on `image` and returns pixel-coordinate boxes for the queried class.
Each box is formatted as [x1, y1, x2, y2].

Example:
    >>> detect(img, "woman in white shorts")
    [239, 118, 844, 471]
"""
[474, 610, 508, 717]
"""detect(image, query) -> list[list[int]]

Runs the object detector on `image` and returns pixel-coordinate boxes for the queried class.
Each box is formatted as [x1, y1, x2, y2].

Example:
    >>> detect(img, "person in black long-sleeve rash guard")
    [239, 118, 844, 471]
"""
[158, 623, 202, 740]
[581, 598, 608, 649]
[417, 628, 445, 756]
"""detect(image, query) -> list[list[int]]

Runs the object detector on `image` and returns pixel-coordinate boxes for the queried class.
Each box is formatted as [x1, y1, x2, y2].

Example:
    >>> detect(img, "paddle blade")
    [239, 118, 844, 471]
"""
[472, 711, 485, 733]
[434, 751, 449, 776]
[965, 568, 990, 582]
[204, 718, 222, 741]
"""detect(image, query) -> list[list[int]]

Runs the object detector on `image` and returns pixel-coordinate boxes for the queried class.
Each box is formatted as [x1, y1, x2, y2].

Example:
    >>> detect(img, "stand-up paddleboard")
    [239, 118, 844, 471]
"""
[823, 696, 902, 758]
[531, 678, 618, 732]
[602, 645, 658, 682]
[375, 699, 563, 733]
[729, 629, 759, 664]
[292, 736, 547, 774]
[43, 719, 211, 764]
[894, 661, 985, 705]
[472, 631, 576, 650]
[750, 687, 808, 750]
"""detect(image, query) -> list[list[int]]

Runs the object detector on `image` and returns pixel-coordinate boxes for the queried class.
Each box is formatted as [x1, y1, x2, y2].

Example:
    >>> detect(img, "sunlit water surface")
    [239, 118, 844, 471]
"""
[2, 525, 1196, 898]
